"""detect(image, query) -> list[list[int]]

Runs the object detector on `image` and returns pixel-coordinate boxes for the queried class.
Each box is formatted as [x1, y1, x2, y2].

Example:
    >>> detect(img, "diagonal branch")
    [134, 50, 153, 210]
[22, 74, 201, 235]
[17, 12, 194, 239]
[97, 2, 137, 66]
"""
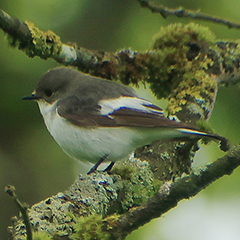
[11, 145, 240, 239]
[0, 9, 31, 48]
[105, 144, 240, 239]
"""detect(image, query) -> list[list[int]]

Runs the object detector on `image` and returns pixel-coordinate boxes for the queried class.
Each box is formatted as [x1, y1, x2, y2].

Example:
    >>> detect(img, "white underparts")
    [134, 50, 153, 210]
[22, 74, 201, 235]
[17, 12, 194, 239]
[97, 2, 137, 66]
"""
[37, 99, 208, 164]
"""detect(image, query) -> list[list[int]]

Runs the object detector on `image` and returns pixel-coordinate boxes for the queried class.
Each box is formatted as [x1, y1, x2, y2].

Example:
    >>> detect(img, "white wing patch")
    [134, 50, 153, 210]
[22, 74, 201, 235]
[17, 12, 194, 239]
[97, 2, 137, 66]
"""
[99, 96, 164, 116]
[177, 128, 208, 137]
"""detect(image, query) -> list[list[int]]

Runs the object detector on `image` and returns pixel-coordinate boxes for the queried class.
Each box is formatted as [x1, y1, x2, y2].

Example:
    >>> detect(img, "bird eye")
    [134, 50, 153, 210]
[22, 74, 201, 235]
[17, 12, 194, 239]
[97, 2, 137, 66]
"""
[45, 89, 53, 97]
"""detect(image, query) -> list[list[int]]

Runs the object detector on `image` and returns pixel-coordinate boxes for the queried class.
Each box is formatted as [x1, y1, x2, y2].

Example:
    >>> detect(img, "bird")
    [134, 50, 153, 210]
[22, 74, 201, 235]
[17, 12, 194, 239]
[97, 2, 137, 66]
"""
[23, 67, 228, 174]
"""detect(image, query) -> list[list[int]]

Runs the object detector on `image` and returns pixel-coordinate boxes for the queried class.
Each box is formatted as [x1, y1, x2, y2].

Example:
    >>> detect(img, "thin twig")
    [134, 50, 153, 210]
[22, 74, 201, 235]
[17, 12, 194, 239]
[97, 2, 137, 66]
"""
[5, 185, 32, 240]
[137, 0, 240, 29]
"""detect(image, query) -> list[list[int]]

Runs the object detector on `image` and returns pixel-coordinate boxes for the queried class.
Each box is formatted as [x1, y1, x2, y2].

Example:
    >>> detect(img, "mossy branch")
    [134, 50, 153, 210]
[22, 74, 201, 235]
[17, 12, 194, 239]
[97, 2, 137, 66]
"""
[109, 145, 240, 239]
[10, 145, 240, 239]
[1, 8, 240, 91]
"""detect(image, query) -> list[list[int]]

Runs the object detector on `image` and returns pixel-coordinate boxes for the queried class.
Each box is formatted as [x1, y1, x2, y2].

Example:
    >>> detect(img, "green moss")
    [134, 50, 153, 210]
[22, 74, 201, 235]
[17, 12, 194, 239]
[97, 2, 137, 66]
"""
[152, 22, 216, 49]
[111, 164, 135, 181]
[125, 23, 216, 100]
[24, 21, 62, 59]
[32, 231, 53, 240]
[103, 214, 121, 231]
[167, 69, 217, 116]
[112, 159, 157, 210]
[152, 178, 163, 191]
[71, 214, 121, 239]
[114, 23, 218, 102]
[71, 214, 110, 240]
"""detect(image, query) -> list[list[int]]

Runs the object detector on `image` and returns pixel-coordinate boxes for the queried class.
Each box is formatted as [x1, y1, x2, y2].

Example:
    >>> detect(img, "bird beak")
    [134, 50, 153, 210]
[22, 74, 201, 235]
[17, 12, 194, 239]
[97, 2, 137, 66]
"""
[22, 91, 40, 100]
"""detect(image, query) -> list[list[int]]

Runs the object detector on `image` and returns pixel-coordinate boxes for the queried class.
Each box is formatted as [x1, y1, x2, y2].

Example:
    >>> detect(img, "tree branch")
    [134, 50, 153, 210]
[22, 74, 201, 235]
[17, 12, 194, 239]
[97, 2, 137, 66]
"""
[1, 8, 240, 89]
[10, 145, 240, 239]
[137, 0, 240, 30]
[0, 9, 31, 48]
[109, 145, 240, 238]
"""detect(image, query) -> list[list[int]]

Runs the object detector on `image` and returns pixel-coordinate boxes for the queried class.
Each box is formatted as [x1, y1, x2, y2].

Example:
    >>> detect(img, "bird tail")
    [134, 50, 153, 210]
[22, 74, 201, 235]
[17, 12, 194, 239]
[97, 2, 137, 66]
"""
[177, 128, 229, 151]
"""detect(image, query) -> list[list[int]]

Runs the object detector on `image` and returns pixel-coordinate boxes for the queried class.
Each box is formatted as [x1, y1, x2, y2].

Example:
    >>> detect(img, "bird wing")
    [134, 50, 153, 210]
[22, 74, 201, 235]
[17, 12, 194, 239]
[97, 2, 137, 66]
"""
[57, 95, 182, 128]
[99, 97, 228, 147]
[99, 96, 182, 127]
[56, 95, 114, 127]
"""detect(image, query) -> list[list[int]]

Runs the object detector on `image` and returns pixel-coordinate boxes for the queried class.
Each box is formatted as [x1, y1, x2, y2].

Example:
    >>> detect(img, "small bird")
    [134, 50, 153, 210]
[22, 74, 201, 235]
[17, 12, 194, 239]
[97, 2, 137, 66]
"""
[23, 67, 228, 174]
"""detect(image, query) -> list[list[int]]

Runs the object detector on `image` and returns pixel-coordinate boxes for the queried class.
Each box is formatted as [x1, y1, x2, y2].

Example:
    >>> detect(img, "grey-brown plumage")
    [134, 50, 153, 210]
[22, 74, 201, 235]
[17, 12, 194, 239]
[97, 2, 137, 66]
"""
[23, 67, 229, 173]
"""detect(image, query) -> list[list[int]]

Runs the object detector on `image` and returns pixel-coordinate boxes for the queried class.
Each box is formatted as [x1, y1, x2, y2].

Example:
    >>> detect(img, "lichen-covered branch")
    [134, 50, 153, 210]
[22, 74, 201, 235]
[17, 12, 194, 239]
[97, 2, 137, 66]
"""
[137, 0, 240, 30]
[108, 145, 240, 239]
[1, 8, 240, 92]
[12, 158, 157, 239]
[11, 145, 240, 239]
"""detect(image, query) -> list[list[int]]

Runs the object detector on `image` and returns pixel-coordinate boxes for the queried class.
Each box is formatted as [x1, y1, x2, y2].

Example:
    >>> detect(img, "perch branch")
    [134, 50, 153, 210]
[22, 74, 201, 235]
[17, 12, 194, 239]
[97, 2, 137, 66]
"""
[108, 145, 240, 238]
[11, 145, 240, 239]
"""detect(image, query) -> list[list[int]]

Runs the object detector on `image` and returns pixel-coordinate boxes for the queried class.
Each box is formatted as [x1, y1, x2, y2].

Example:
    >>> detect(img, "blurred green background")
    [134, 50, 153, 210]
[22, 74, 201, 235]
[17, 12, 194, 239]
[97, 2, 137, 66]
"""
[0, 0, 240, 239]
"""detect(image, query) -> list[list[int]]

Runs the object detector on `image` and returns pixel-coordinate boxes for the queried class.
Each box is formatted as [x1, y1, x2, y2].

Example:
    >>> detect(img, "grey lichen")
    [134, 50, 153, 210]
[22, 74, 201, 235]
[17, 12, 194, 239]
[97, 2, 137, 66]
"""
[12, 158, 157, 239]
